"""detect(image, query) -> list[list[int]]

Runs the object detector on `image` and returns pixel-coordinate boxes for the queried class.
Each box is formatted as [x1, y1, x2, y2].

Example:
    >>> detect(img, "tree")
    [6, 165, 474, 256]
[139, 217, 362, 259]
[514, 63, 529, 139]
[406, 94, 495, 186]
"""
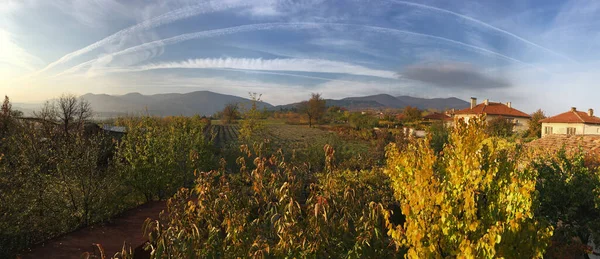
[527, 109, 546, 138]
[532, 150, 600, 258]
[221, 103, 239, 124]
[0, 96, 13, 138]
[299, 93, 326, 127]
[486, 116, 514, 137]
[384, 117, 552, 257]
[56, 94, 92, 136]
[348, 112, 378, 130]
[402, 106, 422, 124]
[239, 93, 265, 141]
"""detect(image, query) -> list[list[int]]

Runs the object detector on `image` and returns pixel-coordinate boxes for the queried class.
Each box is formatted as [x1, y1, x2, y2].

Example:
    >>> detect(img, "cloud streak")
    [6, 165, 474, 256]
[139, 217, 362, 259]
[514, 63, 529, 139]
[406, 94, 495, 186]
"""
[98, 57, 398, 79]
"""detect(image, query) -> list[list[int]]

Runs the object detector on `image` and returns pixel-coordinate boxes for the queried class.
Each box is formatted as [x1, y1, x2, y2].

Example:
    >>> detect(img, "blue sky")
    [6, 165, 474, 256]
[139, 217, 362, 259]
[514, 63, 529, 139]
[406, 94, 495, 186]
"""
[1, 0, 599, 114]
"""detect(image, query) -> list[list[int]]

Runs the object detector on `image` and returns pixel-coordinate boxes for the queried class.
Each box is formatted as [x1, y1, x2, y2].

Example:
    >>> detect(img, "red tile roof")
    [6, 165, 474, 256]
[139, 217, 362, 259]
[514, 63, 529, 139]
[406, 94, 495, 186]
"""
[423, 112, 451, 120]
[540, 109, 600, 125]
[527, 135, 600, 155]
[454, 102, 531, 118]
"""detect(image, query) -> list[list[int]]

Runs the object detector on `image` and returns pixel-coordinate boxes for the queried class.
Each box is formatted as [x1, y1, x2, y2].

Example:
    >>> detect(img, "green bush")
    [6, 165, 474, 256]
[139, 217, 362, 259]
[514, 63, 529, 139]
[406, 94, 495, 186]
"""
[142, 144, 399, 258]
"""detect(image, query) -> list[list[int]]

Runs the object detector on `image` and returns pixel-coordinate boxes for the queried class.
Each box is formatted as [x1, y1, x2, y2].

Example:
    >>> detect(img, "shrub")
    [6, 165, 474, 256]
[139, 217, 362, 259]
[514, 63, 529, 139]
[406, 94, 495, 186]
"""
[142, 144, 399, 258]
[532, 149, 600, 258]
[384, 116, 552, 258]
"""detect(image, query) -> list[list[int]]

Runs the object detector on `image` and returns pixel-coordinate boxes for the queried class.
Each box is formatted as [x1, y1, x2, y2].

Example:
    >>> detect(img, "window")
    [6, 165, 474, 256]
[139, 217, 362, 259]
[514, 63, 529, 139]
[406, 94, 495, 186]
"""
[567, 127, 576, 135]
[544, 126, 553, 135]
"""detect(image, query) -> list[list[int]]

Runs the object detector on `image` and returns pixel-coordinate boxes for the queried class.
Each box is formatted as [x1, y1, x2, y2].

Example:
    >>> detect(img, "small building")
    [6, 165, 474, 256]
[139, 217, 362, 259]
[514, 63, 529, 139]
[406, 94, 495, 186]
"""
[539, 107, 600, 137]
[423, 112, 453, 126]
[453, 97, 531, 132]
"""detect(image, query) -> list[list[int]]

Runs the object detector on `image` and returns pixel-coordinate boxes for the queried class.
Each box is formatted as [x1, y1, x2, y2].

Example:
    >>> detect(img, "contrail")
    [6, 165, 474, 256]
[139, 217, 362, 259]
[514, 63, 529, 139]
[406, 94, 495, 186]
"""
[56, 22, 542, 77]
[34, 0, 258, 75]
[388, 0, 576, 63]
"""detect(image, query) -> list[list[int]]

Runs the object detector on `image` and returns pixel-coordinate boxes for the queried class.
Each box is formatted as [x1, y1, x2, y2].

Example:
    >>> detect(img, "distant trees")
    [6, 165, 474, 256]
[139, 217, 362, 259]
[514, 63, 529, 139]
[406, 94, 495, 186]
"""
[402, 106, 422, 124]
[348, 112, 378, 130]
[221, 103, 239, 124]
[527, 109, 546, 138]
[326, 106, 346, 124]
[299, 93, 326, 127]
[486, 116, 515, 137]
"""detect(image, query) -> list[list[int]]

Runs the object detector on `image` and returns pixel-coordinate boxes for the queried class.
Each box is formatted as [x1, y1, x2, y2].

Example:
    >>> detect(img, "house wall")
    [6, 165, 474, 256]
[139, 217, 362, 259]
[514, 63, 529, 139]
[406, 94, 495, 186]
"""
[541, 122, 600, 137]
[453, 114, 530, 132]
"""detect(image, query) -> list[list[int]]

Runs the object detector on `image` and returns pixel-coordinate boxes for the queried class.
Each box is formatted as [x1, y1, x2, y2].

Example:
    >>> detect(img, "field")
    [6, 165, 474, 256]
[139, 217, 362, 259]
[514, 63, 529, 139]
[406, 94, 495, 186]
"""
[206, 124, 240, 147]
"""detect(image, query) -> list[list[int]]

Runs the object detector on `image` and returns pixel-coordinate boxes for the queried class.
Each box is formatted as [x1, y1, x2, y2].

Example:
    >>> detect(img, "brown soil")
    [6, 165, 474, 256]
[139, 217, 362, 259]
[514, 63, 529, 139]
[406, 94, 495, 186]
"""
[19, 201, 166, 259]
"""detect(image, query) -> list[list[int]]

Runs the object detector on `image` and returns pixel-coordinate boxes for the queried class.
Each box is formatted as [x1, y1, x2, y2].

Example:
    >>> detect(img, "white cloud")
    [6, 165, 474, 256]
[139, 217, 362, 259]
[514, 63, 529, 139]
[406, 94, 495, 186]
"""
[100, 57, 398, 79]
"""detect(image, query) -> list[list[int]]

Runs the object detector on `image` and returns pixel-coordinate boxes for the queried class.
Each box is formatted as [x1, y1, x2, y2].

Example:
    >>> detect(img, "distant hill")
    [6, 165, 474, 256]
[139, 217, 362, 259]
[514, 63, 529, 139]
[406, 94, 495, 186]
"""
[343, 94, 405, 108]
[276, 99, 386, 111]
[12, 103, 41, 116]
[275, 94, 468, 111]
[17, 91, 467, 118]
[81, 91, 274, 117]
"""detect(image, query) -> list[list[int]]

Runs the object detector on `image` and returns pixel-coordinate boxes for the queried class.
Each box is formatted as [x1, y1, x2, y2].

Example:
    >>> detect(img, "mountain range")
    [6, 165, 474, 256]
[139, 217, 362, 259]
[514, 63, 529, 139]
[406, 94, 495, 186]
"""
[79, 91, 274, 117]
[276, 94, 468, 111]
[14, 91, 469, 118]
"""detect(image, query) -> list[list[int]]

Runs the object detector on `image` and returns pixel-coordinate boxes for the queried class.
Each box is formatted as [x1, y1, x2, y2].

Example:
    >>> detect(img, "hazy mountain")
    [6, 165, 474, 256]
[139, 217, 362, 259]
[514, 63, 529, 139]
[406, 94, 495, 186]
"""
[343, 94, 406, 108]
[275, 99, 386, 111]
[17, 91, 467, 118]
[12, 103, 42, 116]
[395, 96, 468, 110]
[81, 91, 274, 117]
[275, 94, 468, 111]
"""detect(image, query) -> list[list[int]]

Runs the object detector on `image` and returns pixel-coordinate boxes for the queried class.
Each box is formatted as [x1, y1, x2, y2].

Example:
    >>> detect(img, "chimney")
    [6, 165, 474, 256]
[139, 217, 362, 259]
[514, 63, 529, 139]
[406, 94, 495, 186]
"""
[589, 109, 594, 117]
[470, 97, 477, 109]
[506, 102, 512, 108]
[484, 99, 489, 105]
[571, 107, 577, 112]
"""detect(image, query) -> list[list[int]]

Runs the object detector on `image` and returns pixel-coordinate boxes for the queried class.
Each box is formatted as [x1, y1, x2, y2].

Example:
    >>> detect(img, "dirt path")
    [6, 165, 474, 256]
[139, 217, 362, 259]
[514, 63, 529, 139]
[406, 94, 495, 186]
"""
[19, 201, 166, 259]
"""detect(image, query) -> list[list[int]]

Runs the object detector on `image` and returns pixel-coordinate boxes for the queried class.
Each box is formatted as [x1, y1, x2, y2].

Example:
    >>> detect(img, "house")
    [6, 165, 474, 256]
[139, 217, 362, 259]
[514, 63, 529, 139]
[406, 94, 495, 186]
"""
[453, 97, 531, 131]
[539, 107, 600, 137]
[422, 112, 453, 126]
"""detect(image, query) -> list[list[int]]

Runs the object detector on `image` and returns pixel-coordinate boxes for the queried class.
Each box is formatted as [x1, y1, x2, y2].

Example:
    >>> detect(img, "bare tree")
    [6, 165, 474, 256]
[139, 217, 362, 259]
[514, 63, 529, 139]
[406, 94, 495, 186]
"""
[299, 93, 326, 127]
[34, 94, 93, 136]
[221, 103, 239, 124]
[57, 94, 92, 135]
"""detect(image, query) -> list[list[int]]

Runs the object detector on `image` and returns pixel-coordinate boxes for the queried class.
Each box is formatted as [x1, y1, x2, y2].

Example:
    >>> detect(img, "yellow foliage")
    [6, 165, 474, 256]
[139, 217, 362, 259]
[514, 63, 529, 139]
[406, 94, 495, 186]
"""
[384, 116, 552, 258]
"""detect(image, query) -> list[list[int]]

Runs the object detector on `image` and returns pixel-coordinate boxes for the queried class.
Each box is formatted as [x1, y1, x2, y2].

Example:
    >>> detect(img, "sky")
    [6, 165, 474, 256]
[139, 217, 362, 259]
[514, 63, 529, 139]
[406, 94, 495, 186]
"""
[1, 0, 599, 114]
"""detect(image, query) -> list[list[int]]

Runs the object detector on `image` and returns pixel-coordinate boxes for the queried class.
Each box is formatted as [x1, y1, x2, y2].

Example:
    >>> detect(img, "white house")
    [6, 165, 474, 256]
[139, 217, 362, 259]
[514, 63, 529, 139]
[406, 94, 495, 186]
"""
[540, 107, 600, 137]
[453, 97, 531, 132]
